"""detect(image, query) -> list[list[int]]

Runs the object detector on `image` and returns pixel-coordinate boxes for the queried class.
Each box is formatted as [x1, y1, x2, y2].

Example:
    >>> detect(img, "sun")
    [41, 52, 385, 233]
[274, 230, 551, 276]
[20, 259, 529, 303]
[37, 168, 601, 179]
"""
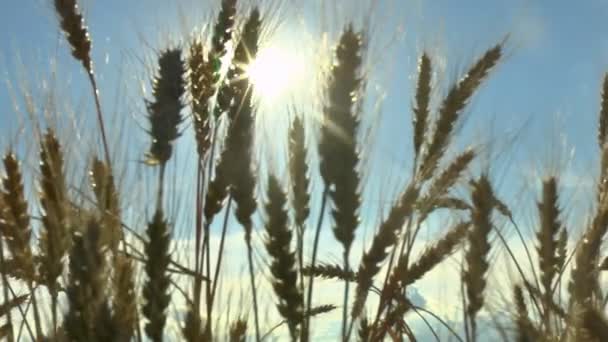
[246, 45, 305, 101]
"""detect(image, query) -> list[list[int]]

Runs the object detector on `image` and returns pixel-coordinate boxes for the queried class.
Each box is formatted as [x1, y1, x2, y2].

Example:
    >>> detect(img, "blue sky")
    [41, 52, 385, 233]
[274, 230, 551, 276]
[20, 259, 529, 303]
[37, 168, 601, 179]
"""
[1, 0, 607, 339]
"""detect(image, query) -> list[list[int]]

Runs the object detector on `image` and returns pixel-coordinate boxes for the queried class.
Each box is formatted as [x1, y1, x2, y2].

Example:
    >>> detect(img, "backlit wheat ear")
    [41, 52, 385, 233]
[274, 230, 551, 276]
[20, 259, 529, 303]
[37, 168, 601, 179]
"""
[288, 114, 310, 293]
[189, 40, 213, 159]
[392, 221, 469, 287]
[289, 115, 311, 231]
[318, 25, 364, 338]
[219, 10, 262, 340]
[0, 153, 34, 282]
[64, 221, 112, 341]
[229, 319, 247, 342]
[413, 53, 432, 162]
[419, 44, 502, 181]
[38, 129, 71, 330]
[351, 185, 419, 322]
[302, 263, 357, 282]
[513, 285, 539, 342]
[90, 158, 122, 253]
[142, 209, 171, 342]
[263, 175, 303, 339]
[211, 0, 237, 63]
[535, 177, 562, 318]
[319, 25, 363, 253]
[569, 194, 608, 306]
[225, 8, 261, 239]
[54, 0, 92, 73]
[418, 148, 476, 216]
[145, 48, 186, 166]
[463, 175, 495, 341]
[112, 254, 137, 341]
[215, 4, 257, 120]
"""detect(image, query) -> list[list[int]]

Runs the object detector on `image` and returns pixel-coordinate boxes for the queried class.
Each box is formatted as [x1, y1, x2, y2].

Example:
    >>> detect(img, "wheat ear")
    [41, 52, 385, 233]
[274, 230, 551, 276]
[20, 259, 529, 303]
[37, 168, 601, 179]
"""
[462, 175, 495, 342]
[599, 74, 608, 200]
[419, 44, 502, 181]
[535, 177, 562, 329]
[90, 158, 122, 252]
[263, 175, 303, 339]
[302, 263, 357, 282]
[392, 221, 469, 288]
[318, 25, 364, 339]
[221, 9, 263, 341]
[513, 285, 539, 342]
[351, 185, 419, 324]
[64, 221, 113, 341]
[142, 209, 171, 342]
[111, 254, 137, 341]
[38, 129, 71, 332]
[54, 0, 111, 164]
[413, 53, 432, 162]
[0, 152, 42, 338]
[145, 48, 185, 166]
[288, 114, 310, 298]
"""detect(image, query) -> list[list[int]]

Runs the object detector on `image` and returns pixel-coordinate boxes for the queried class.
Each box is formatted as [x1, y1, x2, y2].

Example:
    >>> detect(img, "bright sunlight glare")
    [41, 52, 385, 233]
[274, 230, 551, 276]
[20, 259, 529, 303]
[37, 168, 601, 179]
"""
[247, 46, 306, 101]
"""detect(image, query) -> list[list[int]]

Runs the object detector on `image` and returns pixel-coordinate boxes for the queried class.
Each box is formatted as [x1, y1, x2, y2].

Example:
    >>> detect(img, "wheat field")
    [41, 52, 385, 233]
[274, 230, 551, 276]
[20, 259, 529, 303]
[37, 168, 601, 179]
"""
[0, 0, 607, 341]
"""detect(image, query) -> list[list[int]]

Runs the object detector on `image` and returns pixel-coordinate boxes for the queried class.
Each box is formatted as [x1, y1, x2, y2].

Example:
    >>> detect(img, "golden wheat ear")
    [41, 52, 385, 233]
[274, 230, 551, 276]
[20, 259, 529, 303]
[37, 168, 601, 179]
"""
[64, 221, 113, 341]
[112, 254, 137, 341]
[54, 0, 92, 73]
[0, 152, 35, 282]
[90, 158, 122, 253]
[463, 175, 495, 341]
